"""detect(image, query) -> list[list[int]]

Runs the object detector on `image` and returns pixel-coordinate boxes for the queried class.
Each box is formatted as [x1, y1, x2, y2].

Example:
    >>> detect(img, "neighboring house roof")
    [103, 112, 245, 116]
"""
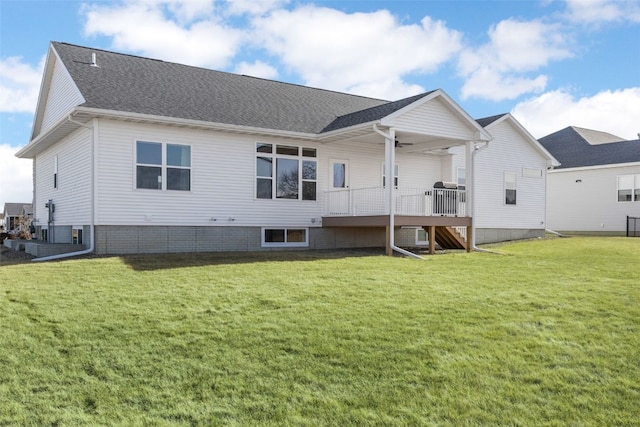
[51, 42, 396, 135]
[3, 203, 32, 217]
[539, 126, 640, 169]
[571, 126, 625, 145]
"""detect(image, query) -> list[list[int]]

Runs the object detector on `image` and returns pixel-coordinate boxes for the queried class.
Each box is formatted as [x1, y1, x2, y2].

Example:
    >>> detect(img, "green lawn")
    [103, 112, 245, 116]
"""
[1, 237, 639, 426]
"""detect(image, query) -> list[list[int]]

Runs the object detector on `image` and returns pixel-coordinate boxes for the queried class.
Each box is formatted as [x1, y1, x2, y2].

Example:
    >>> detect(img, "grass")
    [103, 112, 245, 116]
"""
[0, 237, 639, 426]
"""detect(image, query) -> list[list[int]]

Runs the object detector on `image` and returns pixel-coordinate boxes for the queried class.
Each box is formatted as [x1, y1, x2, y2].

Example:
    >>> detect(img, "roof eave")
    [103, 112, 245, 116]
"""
[484, 113, 560, 166]
[548, 161, 640, 172]
[73, 106, 321, 140]
[380, 89, 492, 142]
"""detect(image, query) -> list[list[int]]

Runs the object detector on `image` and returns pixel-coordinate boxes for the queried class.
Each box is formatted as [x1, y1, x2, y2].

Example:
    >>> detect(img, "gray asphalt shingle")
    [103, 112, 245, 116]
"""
[539, 126, 640, 169]
[53, 42, 426, 134]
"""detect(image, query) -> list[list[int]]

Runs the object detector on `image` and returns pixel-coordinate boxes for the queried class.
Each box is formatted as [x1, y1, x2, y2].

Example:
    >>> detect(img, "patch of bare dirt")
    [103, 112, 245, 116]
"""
[0, 244, 35, 265]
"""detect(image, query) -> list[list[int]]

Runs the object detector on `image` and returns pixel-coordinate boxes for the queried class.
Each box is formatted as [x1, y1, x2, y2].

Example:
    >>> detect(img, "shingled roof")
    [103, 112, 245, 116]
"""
[52, 42, 434, 135]
[539, 126, 640, 169]
[475, 114, 507, 128]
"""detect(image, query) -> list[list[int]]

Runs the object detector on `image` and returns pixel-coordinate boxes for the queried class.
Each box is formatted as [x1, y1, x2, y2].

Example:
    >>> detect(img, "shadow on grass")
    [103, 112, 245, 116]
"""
[119, 247, 387, 271]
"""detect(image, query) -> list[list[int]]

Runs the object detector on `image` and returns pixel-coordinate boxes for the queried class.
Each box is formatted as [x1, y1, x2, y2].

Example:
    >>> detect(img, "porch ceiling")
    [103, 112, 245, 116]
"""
[321, 128, 470, 154]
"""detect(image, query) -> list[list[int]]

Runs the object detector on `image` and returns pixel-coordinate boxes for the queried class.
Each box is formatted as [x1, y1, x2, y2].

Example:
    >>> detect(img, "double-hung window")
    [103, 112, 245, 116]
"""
[505, 172, 517, 205]
[256, 143, 317, 200]
[136, 141, 191, 191]
[53, 155, 58, 189]
[618, 174, 640, 202]
[382, 163, 399, 188]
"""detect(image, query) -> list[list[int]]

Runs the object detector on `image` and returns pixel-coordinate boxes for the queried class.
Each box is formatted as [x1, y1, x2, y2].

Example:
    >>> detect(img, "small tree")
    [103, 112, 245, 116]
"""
[15, 215, 34, 240]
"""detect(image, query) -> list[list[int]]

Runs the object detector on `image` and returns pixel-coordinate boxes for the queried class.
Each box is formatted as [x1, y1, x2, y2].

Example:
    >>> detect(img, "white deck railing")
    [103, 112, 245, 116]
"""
[324, 186, 466, 217]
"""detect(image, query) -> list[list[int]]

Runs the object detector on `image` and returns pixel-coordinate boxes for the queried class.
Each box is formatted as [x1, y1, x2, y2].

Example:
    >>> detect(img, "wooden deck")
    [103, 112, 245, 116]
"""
[322, 215, 473, 254]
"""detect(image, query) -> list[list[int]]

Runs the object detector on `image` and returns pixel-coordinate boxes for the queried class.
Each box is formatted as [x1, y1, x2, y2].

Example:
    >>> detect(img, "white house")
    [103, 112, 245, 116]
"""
[16, 42, 555, 257]
[539, 126, 640, 235]
[2, 203, 33, 234]
[455, 114, 559, 244]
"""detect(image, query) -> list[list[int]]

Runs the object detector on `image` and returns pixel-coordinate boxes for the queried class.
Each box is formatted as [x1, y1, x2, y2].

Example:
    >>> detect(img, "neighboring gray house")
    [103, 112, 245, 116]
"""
[2, 203, 33, 233]
[539, 126, 640, 235]
[16, 42, 554, 256]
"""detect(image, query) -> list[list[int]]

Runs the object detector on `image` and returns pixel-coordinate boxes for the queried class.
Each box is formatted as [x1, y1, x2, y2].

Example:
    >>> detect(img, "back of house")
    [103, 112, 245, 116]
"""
[16, 41, 555, 256]
[539, 126, 640, 235]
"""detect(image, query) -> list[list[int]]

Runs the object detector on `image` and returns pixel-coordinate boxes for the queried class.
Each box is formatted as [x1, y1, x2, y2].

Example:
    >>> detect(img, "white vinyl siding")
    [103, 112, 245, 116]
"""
[39, 56, 84, 136]
[96, 120, 323, 227]
[93, 120, 454, 228]
[547, 165, 640, 233]
[34, 126, 92, 227]
[472, 120, 548, 229]
[393, 97, 476, 140]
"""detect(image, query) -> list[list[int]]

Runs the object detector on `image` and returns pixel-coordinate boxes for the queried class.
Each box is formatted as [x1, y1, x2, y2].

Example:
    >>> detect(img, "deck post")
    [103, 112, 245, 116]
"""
[385, 226, 392, 256]
[466, 223, 473, 252]
[428, 225, 436, 255]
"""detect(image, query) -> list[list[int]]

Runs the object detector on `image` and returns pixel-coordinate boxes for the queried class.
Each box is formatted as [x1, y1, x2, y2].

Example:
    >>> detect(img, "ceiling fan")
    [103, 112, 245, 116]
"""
[395, 138, 414, 148]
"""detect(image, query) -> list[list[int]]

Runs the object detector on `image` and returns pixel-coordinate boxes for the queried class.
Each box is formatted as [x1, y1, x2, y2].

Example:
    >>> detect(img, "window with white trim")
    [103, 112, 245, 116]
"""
[457, 167, 466, 190]
[54, 155, 58, 189]
[72, 226, 83, 245]
[505, 172, 517, 205]
[618, 174, 640, 202]
[416, 228, 428, 246]
[136, 141, 191, 191]
[256, 143, 317, 200]
[262, 227, 309, 247]
[382, 163, 399, 188]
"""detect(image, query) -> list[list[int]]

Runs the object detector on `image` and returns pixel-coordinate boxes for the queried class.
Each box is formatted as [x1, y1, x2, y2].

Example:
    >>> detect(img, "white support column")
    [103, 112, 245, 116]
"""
[465, 140, 474, 218]
[386, 129, 396, 256]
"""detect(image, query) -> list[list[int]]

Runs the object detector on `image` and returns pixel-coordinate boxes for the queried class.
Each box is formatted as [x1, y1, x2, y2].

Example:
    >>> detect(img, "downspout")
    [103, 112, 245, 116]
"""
[373, 123, 424, 260]
[469, 140, 497, 253]
[33, 115, 95, 261]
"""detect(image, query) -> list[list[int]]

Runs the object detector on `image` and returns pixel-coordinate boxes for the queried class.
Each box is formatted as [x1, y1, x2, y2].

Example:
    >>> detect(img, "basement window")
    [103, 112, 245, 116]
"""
[262, 227, 308, 247]
[416, 228, 428, 246]
[72, 226, 83, 245]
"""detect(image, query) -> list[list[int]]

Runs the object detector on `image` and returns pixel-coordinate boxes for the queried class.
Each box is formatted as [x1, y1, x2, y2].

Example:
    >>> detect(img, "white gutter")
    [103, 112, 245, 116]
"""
[373, 123, 425, 260]
[469, 140, 498, 253]
[33, 115, 96, 261]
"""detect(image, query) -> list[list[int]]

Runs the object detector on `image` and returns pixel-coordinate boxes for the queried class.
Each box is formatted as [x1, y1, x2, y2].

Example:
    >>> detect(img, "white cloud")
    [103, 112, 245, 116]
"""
[252, 6, 462, 99]
[459, 19, 572, 101]
[234, 60, 278, 79]
[0, 56, 44, 113]
[82, 1, 244, 69]
[564, 0, 640, 24]
[0, 144, 33, 210]
[461, 68, 548, 102]
[225, 0, 289, 16]
[511, 87, 640, 140]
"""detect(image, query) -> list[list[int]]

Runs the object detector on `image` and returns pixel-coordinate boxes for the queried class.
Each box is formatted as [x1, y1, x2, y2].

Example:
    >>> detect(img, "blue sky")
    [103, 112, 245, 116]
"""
[1, 0, 640, 207]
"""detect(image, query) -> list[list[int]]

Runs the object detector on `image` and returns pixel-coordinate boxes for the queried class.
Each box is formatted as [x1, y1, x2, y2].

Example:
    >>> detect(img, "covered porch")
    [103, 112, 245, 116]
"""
[315, 90, 490, 256]
[322, 185, 471, 253]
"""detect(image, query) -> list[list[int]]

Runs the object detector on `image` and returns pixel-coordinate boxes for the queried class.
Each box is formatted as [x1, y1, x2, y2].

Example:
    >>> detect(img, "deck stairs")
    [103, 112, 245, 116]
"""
[433, 226, 467, 250]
